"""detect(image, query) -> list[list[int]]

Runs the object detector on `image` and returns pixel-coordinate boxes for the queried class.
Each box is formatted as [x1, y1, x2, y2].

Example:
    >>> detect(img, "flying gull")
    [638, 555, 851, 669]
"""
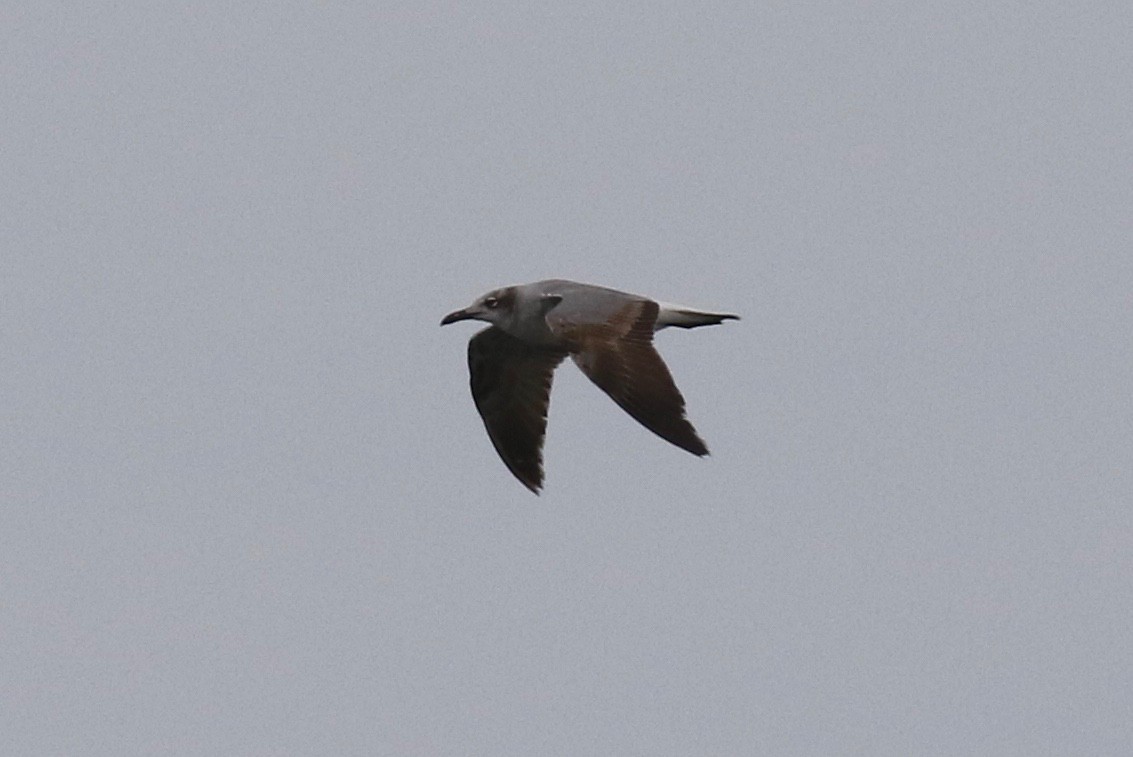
[441, 279, 738, 493]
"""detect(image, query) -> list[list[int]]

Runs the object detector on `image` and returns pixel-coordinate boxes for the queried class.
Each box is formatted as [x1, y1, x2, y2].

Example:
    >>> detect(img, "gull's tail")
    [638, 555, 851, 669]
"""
[654, 302, 740, 330]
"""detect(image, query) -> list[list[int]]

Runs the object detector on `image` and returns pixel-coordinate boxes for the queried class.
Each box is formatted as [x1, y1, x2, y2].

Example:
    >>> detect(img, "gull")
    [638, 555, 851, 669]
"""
[441, 279, 738, 493]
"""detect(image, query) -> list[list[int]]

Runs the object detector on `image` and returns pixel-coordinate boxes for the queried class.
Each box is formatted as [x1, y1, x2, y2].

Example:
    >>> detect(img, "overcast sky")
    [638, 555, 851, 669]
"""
[3, 3, 1132, 755]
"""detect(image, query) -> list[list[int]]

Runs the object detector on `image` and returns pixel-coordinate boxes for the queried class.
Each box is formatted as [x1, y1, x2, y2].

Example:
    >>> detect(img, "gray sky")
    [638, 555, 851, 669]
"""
[3, 3, 1132, 755]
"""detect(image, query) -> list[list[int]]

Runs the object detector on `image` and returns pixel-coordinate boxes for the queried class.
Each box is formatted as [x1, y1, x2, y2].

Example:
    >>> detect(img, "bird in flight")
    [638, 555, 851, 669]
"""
[441, 279, 738, 493]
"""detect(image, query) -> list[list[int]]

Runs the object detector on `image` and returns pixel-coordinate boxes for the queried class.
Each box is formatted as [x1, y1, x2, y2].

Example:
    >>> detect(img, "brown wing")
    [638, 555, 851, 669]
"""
[467, 327, 567, 493]
[550, 300, 709, 456]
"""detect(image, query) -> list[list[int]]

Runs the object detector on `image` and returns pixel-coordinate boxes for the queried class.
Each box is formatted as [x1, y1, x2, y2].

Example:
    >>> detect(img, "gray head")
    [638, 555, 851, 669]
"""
[440, 286, 518, 328]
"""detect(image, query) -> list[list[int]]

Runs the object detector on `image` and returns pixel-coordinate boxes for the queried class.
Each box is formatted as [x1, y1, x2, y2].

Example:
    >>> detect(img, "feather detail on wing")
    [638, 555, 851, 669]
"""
[467, 327, 567, 493]
[549, 300, 709, 456]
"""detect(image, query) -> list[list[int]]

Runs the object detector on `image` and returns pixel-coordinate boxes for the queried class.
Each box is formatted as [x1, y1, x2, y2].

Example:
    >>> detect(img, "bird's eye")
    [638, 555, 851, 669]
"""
[484, 297, 499, 309]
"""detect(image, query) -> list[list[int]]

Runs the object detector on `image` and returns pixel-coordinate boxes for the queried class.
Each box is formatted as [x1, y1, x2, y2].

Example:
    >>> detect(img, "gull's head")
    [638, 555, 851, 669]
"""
[440, 287, 516, 327]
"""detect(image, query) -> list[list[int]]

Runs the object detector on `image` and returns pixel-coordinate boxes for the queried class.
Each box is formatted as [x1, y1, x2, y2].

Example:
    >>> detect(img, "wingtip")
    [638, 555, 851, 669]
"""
[676, 426, 710, 457]
[517, 472, 544, 495]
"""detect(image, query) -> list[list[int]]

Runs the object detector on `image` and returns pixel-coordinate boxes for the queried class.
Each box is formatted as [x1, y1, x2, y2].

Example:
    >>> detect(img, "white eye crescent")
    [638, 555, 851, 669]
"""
[484, 297, 499, 309]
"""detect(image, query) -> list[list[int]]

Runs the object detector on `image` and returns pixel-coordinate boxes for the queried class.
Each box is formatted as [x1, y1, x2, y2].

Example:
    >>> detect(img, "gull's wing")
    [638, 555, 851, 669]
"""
[546, 298, 709, 456]
[467, 326, 567, 493]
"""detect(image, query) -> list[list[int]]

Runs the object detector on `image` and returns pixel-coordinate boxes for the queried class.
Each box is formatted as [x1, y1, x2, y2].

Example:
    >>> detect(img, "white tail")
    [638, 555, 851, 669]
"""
[654, 302, 740, 330]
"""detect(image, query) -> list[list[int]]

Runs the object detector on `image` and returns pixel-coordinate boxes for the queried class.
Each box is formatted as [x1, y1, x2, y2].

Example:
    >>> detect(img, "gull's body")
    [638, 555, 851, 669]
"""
[441, 279, 738, 493]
